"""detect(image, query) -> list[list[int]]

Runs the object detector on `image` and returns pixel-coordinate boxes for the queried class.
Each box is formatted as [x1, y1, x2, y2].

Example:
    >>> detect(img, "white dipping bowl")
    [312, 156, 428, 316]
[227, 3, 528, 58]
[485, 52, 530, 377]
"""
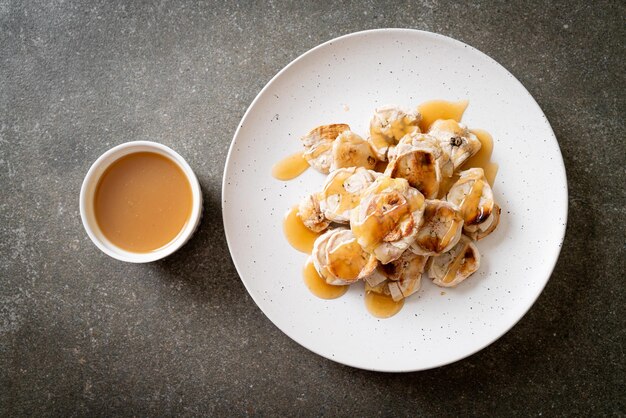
[80, 141, 203, 263]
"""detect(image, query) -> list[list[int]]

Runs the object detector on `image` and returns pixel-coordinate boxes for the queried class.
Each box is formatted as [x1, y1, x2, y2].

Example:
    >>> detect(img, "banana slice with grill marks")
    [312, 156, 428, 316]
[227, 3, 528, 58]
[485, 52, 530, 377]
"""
[312, 228, 378, 286]
[410, 199, 464, 256]
[319, 167, 379, 223]
[428, 119, 481, 175]
[385, 133, 444, 199]
[298, 193, 330, 233]
[465, 204, 501, 241]
[380, 251, 428, 301]
[301, 124, 350, 174]
[369, 106, 421, 161]
[350, 176, 426, 265]
[446, 168, 498, 239]
[428, 235, 480, 287]
[330, 131, 378, 172]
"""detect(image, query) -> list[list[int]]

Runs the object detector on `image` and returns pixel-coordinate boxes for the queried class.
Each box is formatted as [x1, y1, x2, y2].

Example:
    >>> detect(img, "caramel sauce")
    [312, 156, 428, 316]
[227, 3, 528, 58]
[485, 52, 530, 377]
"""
[465, 129, 498, 186]
[283, 206, 320, 254]
[418, 99, 468, 132]
[322, 170, 362, 214]
[441, 215, 463, 251]
[428, 118, 465, 136]
[443, 241, 470, 284]
[327, 239, 367, 280]
[351, 177, 424, 252]
[459, 175, 485, 225]
[303, 260, 348, 299]
[94, 152, 192, 253]
[371, 175, 397, 194]
[437, 175, 459, 199]
[272, 151, 310, 181]
[370, 116, 419, 152]
[365, 291, 404, 318]
[352, 193, 408, 252]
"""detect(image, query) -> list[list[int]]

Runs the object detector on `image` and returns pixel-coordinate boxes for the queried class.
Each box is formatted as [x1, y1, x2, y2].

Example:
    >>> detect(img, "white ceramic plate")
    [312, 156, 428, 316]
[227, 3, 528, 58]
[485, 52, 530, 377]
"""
[222, 29, 567, 372]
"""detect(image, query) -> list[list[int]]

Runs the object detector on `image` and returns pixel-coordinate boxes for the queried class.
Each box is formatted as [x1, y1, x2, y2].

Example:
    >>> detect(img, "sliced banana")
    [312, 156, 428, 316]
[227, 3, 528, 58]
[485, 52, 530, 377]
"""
[446, 168, 498, 237]
[298, 193, 330, 233]
[365, 279, 391, 296]
[428, 235, 480, 287]
[380, 251, 428, 301]
[364, 251, 427, 301]
[312, 228, 377, 285]
[465, 204, 501, 241]
[385, 134, 443, 199]
[319, 167, 379, 223]
[410, 199, 463, 256]
[369, 106, 421, 161]
[301, 124, 350, 174]
[330, 131, 378, 172]
[350, 176, 426, 264]
[428, 119, 481, 174]
[363, 267, 387, 288]
[393, 132, 453, 177]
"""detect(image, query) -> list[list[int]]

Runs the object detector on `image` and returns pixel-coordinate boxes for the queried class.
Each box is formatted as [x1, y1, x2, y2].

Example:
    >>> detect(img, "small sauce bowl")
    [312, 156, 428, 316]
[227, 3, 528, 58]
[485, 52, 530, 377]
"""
[80, 141, 203, 263]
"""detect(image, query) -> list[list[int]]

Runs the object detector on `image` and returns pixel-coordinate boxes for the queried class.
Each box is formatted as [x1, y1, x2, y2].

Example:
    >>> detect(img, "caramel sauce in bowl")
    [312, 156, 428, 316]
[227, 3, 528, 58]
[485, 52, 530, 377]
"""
[80, 141, 202, 263]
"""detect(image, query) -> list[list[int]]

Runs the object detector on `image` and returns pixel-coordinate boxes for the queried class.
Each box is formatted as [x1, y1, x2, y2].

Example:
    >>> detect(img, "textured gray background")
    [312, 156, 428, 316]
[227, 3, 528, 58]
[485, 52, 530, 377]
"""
[1, 0, 625, 416]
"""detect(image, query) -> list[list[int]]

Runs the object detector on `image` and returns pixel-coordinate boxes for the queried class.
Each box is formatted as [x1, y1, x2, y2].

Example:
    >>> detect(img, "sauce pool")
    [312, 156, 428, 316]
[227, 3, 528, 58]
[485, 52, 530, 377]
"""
[303, 261, 348, 299]
[94, 152, 192, 253]
[418, 99, 469, 132]
[283, 206, 320, 254]
[272, 151, 309, 180]
[364, 291, 405, 318]
[466, 129, 498, 186]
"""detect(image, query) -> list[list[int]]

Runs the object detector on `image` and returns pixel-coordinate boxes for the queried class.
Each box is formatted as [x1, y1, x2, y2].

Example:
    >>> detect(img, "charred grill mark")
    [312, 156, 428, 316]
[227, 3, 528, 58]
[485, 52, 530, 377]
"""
[419, 152, 433, 166]
[381, 261, 398, 277]
[419, 235, 439, 252]
[467, 207, 490, 225]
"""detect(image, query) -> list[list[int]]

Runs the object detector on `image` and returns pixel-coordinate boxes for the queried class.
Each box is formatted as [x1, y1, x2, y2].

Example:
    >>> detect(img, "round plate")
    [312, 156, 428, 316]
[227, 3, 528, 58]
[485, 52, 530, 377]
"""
[222, 29, 567, 372]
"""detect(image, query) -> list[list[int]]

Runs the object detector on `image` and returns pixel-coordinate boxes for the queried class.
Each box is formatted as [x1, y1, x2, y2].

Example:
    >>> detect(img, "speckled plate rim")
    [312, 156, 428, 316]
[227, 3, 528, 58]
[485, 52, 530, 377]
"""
[222, 28, 568, 372]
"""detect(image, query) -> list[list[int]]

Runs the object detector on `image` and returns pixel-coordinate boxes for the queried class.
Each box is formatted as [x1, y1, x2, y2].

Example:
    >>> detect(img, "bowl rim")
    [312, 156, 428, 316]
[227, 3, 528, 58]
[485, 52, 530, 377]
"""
[80, 140, 203, 263]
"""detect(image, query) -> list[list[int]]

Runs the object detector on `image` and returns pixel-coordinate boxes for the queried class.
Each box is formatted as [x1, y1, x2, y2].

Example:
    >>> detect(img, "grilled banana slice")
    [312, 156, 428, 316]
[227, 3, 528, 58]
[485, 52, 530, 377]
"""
[465, 204, 501, 240]
[385, 133, 444, 199]
[428, 119, 481, 175]
[298, 193, 330, 233]
[319, 167, 379, 223]
[350, 176, 426, 264]
[364, 251, 428, 301]
[428, 235, 480, 287]
[411, 199, 463, 256]
[369, 106, 421, 161]
[330, 131, 378, 172]
[301, 124, 350, 174]
[446, 168, 499, 239]
[312, 228, 377, 285]
[380, 251, 428, 301]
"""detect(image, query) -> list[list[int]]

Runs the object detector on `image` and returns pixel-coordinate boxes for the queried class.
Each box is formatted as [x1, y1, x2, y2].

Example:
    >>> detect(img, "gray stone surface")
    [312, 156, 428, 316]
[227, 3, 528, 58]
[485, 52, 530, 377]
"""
[1, 0, 624, 415]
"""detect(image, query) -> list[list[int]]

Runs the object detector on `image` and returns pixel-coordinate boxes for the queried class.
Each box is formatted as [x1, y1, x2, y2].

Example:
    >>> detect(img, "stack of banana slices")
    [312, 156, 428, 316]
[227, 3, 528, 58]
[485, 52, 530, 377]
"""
[298, 106, 501, 302]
